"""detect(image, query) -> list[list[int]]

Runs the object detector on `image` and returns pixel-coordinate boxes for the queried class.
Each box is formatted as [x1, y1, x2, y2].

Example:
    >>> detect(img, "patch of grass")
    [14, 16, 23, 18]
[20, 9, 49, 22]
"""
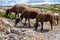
[0, 12, 18, 19]
[0, 12, 5, 17]
[8, 13, 18, 19]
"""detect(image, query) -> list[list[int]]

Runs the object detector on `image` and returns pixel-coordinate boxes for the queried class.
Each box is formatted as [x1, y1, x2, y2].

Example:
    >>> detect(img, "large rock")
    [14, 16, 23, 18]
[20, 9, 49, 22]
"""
[11, 28, 21, 35]
[45, 29, 60, 40]
[1, 18, 14, 27]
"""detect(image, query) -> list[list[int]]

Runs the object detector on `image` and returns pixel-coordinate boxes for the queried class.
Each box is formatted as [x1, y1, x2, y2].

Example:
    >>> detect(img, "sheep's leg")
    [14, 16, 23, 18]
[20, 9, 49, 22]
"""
[20, 18, 27, 26]
[24, 19, 27, 25]
[25, 19, 27, 24]
[49, 21, 53, 30]
[41, 22, 43, 30]
[28, 19, 31, 28]
[20, 18, 24, 25]
[34, 22, 39, 30]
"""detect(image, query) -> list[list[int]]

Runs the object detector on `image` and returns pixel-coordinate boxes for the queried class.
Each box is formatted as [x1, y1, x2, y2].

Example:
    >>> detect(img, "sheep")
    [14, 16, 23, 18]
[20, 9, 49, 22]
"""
[5, 4, 29, 18]
[52, 13, 59, 25]
[34, 12, 54, 30]
[43, 11, 59, 25]
[14, 8, 40, 28]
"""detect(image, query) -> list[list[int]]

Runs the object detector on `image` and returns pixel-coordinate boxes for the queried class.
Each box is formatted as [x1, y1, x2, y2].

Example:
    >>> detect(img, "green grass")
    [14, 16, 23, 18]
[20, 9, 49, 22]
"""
[0, 12, 18, 19]
[8, 13, 18, 19]
[29, 4, 60, 12]
[8, 13, 15, 18]
[0, 12, 5, 17]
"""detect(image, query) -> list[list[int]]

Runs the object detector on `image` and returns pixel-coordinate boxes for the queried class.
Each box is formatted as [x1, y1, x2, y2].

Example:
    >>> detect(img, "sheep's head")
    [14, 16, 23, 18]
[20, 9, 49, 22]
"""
[6, 9, 10, 15]
[5, 9, 11, 17]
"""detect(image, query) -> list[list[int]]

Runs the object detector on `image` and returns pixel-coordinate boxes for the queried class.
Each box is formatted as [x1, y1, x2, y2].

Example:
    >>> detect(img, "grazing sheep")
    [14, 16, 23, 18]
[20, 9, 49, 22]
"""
[34, 12, 54, 30]
[5, 4, 29, 18]
[15, 8, 40, 28]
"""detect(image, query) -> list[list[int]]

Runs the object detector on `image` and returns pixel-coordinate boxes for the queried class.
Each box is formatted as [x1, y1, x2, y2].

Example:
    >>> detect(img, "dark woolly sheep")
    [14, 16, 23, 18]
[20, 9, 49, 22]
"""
[34, 12, 54, 30]
[5, 4, 29, 18]
[14, 8, 40, 28]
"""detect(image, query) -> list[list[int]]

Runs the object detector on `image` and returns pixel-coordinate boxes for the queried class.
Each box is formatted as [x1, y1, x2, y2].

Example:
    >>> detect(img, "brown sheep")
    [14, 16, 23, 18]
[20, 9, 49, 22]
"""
[43, 11, 59, 25]
[34, 12, 54, 30]
[5, 4, 29, 18]
[52, 13, 59, 25]
[14, 8, 40, 28]
[45, 11, 59, 25]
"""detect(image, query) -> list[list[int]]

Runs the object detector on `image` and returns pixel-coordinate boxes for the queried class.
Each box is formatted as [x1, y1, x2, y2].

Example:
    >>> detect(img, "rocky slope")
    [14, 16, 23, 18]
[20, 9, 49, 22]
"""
[0, 17, 60, 40]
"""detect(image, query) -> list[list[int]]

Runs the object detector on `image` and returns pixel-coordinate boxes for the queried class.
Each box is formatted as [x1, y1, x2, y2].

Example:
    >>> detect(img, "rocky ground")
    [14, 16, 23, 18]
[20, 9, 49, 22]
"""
[0, 17, 60, 40]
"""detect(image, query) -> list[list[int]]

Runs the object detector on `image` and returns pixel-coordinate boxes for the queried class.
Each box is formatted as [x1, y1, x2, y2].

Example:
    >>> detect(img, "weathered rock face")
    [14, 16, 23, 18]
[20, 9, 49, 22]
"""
[0, 18, 37, 40]
[0, 17, 60, 40]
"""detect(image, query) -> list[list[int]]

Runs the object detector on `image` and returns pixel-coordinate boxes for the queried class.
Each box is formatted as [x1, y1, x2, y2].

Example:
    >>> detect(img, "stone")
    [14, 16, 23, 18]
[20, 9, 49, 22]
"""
[11, 28, 21, 35]
[21, 29, 27, 32]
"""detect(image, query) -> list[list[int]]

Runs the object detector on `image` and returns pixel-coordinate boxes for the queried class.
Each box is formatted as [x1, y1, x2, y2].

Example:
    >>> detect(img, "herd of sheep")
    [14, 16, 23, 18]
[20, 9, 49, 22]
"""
[5, 4, 60, 31]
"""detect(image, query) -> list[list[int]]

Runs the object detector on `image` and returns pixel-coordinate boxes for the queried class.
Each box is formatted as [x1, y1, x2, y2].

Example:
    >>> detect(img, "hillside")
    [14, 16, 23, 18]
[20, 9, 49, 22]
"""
[29, 4, 60, 12]
[0, 4, 60, 40]
[1, 4, 60, 12]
